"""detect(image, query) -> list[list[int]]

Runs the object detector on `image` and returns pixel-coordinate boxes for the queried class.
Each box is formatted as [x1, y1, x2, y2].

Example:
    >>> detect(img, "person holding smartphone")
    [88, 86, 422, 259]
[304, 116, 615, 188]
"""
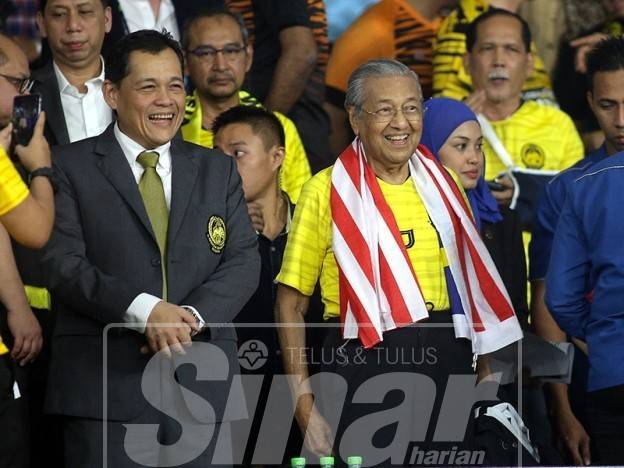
[0, 33, 54, 249]
[0, 33, 52, 468]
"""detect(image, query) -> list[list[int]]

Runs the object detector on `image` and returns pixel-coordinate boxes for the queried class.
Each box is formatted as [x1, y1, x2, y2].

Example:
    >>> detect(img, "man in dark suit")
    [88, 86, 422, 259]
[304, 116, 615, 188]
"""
[42, 29, 260, 467]
[34, 0, 113, 147]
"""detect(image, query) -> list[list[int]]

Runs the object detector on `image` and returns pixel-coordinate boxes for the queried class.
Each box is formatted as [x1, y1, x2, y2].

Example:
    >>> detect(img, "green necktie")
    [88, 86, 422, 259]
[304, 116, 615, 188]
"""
[136, 151, 168, 299]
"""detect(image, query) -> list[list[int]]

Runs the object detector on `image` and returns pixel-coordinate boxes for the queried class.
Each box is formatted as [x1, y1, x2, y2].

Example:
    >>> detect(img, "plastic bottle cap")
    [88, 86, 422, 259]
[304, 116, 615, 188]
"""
[320, 456, 335, 465]
[291, 457, 306, 467]
[347, 455, 363, 465]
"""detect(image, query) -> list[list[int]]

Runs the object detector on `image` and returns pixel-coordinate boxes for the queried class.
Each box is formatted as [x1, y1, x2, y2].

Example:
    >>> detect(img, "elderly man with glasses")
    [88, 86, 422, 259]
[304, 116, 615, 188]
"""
[275, 58, 523, 467]
[181, 6, 311, 205]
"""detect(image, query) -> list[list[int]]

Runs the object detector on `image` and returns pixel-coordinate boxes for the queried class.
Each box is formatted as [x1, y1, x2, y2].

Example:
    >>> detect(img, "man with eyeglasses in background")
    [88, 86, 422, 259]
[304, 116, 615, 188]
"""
[181, 7, 311, 204]
[0, 33, 54, 468]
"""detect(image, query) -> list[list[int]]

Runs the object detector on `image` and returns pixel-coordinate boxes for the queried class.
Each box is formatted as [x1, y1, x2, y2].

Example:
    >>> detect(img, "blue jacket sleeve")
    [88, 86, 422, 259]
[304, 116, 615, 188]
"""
[544, 191, 590, 340]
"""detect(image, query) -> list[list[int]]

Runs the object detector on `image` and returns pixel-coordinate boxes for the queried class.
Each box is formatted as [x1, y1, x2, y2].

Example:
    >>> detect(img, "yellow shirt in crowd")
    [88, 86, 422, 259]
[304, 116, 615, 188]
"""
[433, 0, 554, 103]
[181, 90, 312, 204]
[277, 167, 451, 319]
[482, 101, 584, 180]
[0, 146, 29, 355]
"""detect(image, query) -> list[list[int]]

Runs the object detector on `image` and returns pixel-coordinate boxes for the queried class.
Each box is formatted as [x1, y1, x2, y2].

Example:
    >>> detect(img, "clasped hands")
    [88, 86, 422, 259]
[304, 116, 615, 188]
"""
[141, 300, 202, 357]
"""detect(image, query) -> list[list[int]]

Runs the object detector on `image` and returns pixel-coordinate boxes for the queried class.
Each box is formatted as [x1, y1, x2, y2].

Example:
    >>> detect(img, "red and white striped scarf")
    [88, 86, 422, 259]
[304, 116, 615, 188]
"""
[330, 139, 523, 355]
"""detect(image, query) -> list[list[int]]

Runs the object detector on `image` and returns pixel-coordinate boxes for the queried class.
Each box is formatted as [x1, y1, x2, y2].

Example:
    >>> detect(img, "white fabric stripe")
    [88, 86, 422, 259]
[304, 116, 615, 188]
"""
[334, 154, 425, 329]
[332, 140, 522, 354]
[419, 154, 510, 300]
[410, 152, 519, 352]
[332, 226, 383, 338]
[376, 212, 429, 322]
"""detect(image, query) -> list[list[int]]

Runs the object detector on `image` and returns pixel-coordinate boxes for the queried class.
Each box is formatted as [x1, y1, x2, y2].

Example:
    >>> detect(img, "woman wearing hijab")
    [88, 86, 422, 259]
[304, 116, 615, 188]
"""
[421, 97, 528, 325]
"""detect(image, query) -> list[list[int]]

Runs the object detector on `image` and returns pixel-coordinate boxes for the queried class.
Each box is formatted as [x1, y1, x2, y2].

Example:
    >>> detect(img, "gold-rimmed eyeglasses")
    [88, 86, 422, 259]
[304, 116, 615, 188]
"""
[361, 104, 422, 123]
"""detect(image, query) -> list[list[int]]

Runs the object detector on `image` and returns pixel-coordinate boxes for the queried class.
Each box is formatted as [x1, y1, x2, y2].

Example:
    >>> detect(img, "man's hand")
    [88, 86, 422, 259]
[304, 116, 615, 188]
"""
[247, 202, 265, 233]
[465, 90, 486, 114]
[555, 406, 591, 465]
[570, 33, 609, 74]
[7, 305, 43, 366]
[0, 123, 12, 151]
[298, 405, 334, 456]
[143, 301, 199, 357]
[14, 112, 51, 172]
[490, 174, 514, 206]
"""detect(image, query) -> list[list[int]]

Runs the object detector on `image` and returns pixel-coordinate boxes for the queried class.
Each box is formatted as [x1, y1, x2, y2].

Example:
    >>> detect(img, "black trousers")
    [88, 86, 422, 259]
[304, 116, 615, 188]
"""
[586, 384, 624, 465]
[318, 312, 476, 467]
[64, 415, 232, 468]
[0, 354, 29, 468]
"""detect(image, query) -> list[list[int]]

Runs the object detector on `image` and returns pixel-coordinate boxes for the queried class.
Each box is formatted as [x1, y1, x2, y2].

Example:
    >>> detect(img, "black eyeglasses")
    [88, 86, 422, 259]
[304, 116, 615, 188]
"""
[0, 73, 34, 94]
[186, 44, 246, 63]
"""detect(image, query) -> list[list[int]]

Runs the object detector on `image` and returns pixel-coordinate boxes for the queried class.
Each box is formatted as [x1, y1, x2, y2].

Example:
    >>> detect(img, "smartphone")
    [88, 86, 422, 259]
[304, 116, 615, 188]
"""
[487, 180, 506, 191]
[11, 94, 41, 147]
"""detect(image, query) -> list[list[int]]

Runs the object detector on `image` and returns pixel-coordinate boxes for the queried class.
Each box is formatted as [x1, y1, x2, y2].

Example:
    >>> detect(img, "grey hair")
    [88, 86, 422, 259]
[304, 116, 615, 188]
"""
[344, 59, 421, 114]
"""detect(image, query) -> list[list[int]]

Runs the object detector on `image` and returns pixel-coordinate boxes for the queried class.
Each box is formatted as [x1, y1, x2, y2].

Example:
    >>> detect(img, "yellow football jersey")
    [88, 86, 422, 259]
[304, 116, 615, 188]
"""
[181, 90, 312, 204]
[277, 167, 450, 319]
[482, 101, 584, 180]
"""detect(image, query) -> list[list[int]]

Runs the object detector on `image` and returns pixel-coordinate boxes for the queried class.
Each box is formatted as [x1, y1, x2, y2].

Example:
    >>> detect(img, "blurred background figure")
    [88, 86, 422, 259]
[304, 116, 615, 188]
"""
[181, 7, 311, 204]
[324, 0, 458, 156]
[225, 0, 332, 173]
[433, 0, 555, 105]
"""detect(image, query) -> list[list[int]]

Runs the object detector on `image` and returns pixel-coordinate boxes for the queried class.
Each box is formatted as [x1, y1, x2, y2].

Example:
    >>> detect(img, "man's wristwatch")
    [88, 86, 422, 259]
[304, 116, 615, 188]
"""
[28, 166, 57, 192]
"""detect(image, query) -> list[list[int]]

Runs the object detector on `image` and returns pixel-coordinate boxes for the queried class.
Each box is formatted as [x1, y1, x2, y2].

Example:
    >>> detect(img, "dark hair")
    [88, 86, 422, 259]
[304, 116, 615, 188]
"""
[105, 29, 184, 85]
[465, 8, 531, 53]
[40, 0, 108, 13]
[181, 7, 248, 51]
[213, 106, 286, 150]
[586, 36, 624, 91]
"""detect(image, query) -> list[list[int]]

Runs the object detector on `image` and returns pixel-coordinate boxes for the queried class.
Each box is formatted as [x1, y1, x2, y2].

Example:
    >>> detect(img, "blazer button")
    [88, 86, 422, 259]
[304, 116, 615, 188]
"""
[151, 258, 161, 267]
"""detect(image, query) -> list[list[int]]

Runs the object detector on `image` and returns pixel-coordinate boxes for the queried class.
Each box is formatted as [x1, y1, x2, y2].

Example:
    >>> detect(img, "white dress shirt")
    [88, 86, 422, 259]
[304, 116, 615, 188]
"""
[53, 57, 112, 143]
[114, 123, 204, 333]
[118, 0, 180, 41]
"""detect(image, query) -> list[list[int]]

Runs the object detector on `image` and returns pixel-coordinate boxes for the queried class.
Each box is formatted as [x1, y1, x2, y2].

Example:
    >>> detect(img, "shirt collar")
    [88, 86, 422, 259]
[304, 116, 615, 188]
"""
[53, 56, 106, 93]
[114, 121, 172, 171]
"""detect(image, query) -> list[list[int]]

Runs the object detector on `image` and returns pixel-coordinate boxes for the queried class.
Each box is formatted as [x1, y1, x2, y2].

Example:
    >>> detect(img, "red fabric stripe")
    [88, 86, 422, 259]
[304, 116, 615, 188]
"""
[465, 237, 515, 321]
[418, 146, 475, 222]
[362, 162, 416, 273]
[330, 185, 376, 286]
[422, 158, 486, 331]
[338, 144, 363, 195]
[378, 252, 414, 326]
[339, 268, 382, 347]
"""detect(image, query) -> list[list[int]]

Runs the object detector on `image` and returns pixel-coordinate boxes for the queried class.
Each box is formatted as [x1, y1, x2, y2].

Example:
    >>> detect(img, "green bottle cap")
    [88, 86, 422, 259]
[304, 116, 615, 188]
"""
[347, 455, 363, 466]
[320, 456, 335, 465]
[291, 457, 306, 467]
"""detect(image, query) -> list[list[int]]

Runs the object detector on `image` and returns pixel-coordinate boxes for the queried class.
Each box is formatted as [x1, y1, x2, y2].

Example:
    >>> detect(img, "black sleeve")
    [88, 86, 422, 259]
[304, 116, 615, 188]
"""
[259, 0, 311, 32]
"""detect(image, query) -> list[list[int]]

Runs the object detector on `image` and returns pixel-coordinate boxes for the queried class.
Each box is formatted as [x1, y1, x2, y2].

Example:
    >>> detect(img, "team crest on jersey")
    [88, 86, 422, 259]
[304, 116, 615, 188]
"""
[206, 215, 226, 254]
[521, 143, 546, 169]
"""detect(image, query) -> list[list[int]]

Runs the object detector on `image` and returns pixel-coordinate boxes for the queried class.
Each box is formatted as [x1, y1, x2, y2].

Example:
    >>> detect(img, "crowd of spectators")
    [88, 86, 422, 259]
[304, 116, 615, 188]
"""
[1, 0, 623, 466]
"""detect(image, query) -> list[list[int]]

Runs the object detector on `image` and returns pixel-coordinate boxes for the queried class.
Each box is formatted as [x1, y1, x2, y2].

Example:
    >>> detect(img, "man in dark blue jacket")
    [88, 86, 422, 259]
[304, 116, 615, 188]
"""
[546, 150, 624, 465]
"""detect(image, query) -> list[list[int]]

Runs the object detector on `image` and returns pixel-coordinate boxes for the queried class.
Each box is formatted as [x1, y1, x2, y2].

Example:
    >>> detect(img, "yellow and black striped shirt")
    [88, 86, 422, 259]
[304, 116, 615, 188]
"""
[326, 0, 441, 105]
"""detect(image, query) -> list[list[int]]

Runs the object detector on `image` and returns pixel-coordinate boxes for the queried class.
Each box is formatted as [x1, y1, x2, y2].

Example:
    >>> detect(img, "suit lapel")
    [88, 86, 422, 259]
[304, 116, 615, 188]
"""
[34, 63, 70, 146]
[94, 126, 156, 242]
[168, 139, 199, 244]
